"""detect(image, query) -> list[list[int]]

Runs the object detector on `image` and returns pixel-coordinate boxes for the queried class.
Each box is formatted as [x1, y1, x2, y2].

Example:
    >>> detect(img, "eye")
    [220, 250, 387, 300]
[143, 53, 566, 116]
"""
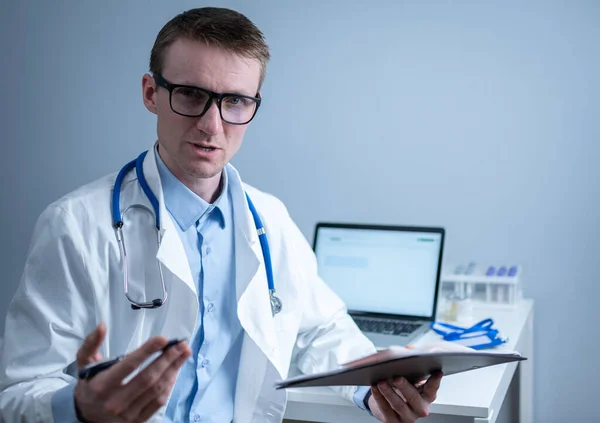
[178, 88, 203, 99]
[225, 96, 243, 105]
[224, 96, 254, 108]
[172, 86, 207, 102]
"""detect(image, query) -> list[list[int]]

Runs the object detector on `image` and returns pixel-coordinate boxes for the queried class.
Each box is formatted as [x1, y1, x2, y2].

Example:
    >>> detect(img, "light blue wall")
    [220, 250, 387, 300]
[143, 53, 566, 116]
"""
[1, 1, 598, 421]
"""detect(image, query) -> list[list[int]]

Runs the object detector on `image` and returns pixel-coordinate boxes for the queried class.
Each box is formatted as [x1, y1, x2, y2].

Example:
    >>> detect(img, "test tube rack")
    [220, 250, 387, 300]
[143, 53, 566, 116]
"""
[440, 264, 523, 309]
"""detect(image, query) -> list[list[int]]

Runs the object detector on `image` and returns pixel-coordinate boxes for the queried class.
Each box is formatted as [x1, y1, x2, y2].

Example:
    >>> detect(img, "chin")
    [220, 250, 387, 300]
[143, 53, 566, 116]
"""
[185, 164, 223, 180]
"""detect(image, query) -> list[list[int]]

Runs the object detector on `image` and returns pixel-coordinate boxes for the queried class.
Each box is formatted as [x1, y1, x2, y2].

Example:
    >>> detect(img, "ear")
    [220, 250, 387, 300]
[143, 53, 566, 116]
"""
[142, 74, 158, 115]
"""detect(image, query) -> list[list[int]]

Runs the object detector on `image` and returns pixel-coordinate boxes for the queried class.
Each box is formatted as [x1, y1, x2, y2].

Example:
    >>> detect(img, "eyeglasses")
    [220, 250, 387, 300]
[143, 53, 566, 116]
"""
[153, 73, 261, 125]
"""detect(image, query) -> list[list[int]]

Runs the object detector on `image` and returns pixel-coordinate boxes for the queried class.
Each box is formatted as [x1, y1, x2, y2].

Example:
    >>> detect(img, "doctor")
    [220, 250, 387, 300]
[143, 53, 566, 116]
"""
[0, 7, 442, 423]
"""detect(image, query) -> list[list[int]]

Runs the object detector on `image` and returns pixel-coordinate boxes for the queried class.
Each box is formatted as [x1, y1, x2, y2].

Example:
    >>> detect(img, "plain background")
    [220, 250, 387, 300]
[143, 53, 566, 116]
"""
[1, 1, 598, 422]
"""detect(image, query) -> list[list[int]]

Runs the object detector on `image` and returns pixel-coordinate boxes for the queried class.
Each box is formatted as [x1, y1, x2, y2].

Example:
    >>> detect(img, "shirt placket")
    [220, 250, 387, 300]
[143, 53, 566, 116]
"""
[190, 208, 217, 422]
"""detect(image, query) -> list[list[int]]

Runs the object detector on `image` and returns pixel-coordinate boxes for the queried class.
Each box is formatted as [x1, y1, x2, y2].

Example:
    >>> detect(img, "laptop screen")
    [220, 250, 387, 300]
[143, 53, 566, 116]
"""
[313, 224, 444, 319]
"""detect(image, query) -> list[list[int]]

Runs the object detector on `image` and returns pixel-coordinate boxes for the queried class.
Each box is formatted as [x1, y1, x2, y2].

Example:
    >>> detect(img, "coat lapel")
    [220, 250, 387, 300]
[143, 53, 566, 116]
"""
[227, 166, 287, 422]
[141, 145, 196, 296]
[227, 165, 282, 373]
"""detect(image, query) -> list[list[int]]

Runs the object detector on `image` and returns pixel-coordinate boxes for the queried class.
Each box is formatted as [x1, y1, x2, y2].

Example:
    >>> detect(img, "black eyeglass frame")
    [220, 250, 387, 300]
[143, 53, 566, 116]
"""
[153, 73, 261, 125]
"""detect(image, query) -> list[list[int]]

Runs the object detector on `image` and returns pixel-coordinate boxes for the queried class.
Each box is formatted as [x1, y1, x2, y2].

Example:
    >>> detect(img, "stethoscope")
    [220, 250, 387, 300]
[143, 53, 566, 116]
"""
[429, 318, 508, 349]
[111, 150, 283, 316]
[431, 318, 496, 341]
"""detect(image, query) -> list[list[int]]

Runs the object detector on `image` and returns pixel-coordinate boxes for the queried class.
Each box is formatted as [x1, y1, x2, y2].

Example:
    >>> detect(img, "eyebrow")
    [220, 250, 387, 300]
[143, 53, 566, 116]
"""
[176, 80, 256, 96]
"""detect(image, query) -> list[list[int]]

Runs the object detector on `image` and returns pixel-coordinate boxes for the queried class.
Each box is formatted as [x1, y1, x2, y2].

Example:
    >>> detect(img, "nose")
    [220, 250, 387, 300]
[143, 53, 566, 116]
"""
[196, 100, 222, 136]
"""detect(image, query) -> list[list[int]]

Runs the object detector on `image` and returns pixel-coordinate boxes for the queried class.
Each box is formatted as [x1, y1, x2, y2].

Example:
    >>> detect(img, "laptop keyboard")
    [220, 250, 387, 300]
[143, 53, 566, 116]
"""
[353, 317, 421, 335]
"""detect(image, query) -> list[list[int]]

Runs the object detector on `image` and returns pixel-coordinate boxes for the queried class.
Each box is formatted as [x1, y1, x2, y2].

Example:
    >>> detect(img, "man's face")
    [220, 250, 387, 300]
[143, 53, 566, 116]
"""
[142, 38, 261, 185]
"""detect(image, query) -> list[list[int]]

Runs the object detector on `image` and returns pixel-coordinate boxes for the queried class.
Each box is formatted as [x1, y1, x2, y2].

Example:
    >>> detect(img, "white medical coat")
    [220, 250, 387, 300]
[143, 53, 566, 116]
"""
[0, 146, 376, 423]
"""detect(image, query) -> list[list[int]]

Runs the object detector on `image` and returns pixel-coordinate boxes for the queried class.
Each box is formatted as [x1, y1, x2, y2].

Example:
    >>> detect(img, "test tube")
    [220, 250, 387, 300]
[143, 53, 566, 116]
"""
[501, 284, 508, 303]
[485, 266, 495, 302]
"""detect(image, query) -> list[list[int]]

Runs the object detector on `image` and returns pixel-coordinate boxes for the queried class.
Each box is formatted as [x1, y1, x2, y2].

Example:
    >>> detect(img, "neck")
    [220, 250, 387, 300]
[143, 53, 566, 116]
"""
[157, 145, 223, 203]
[186, 173, 223, 204]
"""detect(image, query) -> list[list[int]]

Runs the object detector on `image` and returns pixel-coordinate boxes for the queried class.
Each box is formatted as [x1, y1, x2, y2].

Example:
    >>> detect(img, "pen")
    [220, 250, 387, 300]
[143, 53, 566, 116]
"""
[78, 338, 186, 381]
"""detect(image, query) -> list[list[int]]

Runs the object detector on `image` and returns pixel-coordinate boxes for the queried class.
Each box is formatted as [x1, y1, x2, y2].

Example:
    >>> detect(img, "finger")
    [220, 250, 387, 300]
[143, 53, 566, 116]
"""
[414, 379, 427, 389]
[135, 384, 171, 423]
[391, 377, 430, 419]
[95, 336, 169, 385]
[77, 323, 107, 368]
[95, 338, 182, 417]
[118, 341, 191, 403]
[371, 385, 401, 423]
[125, 348, 190, 421]
[378, 380, 419, 421]
[421, 371, 443, 404]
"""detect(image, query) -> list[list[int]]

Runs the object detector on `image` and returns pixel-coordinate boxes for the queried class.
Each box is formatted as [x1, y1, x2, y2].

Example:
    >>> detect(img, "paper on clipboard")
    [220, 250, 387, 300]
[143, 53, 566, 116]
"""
[274, 342, 525, 390]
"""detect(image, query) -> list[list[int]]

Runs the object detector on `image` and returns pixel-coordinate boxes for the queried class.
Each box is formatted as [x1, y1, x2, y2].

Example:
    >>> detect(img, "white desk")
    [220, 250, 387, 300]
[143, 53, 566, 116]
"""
[284, 299, 534, 423]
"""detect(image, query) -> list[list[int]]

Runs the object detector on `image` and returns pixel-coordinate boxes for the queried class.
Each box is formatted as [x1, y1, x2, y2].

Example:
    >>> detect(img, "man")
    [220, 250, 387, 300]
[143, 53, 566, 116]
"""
[0, 7, 441, 423]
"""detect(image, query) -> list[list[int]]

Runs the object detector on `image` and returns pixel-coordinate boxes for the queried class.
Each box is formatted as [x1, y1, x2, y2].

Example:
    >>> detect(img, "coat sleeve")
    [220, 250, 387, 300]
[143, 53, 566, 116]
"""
[280, 208, 378, 404]
[0, 205, 97, 422]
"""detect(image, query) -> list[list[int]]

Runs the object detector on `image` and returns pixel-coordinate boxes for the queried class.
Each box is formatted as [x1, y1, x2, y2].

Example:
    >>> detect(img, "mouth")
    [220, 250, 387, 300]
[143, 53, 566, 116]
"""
[190, 142, 218, 152]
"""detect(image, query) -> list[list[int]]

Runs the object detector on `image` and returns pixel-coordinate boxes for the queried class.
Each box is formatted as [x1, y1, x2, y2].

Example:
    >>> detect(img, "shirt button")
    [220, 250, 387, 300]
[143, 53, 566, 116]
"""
[201, 358, 210, 367]
[193, 414, 201, 422]
[207, 302, 214, 312]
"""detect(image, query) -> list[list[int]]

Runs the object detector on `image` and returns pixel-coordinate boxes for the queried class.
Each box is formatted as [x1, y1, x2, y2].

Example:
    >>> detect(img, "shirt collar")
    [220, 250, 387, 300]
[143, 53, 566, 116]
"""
[154, 147, 227, 231]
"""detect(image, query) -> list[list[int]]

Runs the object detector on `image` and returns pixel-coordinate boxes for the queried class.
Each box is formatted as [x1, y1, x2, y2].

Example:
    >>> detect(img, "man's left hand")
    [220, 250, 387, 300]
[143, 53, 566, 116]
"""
[368, 372, 442, 422]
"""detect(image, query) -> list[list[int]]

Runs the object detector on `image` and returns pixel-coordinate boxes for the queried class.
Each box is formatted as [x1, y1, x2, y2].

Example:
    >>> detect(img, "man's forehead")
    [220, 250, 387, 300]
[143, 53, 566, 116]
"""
[162, 38, 261, 93]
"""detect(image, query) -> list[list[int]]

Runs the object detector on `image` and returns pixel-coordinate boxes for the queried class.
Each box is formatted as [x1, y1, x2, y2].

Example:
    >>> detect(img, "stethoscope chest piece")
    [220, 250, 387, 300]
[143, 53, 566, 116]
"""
[270, 289, 282, 316]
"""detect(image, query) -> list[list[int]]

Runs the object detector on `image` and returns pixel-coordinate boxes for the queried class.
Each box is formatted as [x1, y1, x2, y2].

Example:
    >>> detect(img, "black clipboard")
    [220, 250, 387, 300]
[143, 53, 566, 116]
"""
[275, 351, 526, 389]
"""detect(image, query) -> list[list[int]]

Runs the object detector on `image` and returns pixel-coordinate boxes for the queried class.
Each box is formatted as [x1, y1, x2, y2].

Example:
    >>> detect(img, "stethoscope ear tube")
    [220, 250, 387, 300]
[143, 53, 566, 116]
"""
[245, 193, 282, 316]
[117, 204, 168, 310]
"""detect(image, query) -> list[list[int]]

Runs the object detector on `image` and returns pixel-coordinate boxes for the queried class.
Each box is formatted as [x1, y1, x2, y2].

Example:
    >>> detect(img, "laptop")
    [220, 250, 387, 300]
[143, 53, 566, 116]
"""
[313, 223, 445, 348]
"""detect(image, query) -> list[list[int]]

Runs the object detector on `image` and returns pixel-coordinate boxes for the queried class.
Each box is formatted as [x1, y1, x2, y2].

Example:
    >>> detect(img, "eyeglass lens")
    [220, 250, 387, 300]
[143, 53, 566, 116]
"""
[171, 86, 257, 123]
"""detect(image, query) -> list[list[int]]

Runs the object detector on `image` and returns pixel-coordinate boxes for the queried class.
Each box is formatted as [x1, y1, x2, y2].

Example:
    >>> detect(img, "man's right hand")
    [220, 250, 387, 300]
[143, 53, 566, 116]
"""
[74, 323, 191, 423]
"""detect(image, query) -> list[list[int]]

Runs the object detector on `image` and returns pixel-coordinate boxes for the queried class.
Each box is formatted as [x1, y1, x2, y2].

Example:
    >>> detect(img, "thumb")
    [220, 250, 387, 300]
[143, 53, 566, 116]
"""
[76, 322, 106, 369]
